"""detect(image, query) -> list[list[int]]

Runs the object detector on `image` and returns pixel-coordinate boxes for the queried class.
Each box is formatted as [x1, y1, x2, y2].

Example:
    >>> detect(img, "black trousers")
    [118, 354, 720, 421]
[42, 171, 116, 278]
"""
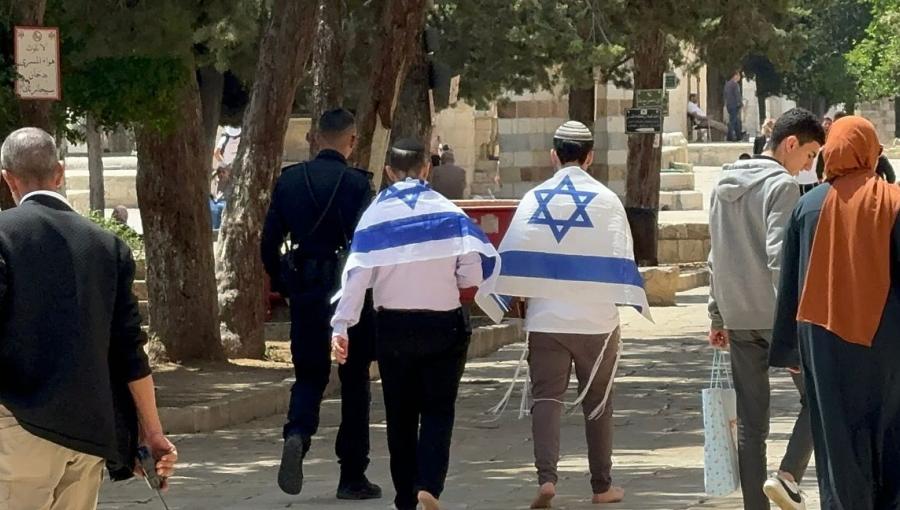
[375, 308, 470, 510]
[284, 272, 376, 482]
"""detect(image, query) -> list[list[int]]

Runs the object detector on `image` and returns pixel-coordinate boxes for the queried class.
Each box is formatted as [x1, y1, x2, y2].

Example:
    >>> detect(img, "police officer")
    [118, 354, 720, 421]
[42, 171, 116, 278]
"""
[261, 108, 380, 500]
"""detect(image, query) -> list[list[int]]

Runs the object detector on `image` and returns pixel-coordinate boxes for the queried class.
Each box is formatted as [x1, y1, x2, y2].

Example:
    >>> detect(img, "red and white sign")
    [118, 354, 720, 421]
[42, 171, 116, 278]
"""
[14, 26, 61, 101]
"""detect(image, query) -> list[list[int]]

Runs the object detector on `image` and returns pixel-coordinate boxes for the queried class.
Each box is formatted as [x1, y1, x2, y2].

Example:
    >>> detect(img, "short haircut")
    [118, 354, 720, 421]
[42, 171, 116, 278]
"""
[689, 93, 698, 101]
[389, 138, 427, 175]
[440, 150, 455, 165]
[318, 108, 355, 137]
[1, 127, 58, 182]
[553, 138, 593, 165]
[767, 108, 826, 149]
[833, 111, 849, 120]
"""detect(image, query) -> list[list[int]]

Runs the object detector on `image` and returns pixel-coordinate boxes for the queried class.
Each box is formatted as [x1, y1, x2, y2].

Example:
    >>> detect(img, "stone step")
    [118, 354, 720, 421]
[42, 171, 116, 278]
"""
[65, 169, 139, 208]
[660, 172, 695, 192]
[678, 267, 710, 292]
[688, 142, 753, 167]
[659, 190, 703, 211]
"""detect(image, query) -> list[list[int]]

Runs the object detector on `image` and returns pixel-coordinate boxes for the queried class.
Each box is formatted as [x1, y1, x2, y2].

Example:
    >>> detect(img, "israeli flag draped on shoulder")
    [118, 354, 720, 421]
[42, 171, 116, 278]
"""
[333, 178, 503, 316]
[492, 166, 652, 319]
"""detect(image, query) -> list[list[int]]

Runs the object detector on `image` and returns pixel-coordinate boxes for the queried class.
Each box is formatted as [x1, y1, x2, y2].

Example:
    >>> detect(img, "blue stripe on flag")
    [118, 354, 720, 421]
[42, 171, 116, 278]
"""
[352, 212, 490, 253]
[499, 251, 644, 287]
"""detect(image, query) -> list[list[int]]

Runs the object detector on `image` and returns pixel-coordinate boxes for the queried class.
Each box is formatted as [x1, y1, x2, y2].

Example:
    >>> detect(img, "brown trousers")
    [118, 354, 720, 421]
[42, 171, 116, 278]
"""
[528, 329, 620, 494]
[0, 406, 104, 510]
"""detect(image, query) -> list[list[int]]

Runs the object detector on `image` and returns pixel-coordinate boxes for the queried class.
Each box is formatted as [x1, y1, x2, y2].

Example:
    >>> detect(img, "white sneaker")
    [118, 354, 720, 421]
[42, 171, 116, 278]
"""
[763, 473, 806, 510]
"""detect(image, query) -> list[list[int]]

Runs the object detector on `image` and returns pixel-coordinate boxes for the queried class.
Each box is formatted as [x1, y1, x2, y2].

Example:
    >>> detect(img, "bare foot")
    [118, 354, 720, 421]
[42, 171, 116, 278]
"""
[418, 490, 440, 510]
[530, 482, 556, 509]
[592, 486, 625, 504]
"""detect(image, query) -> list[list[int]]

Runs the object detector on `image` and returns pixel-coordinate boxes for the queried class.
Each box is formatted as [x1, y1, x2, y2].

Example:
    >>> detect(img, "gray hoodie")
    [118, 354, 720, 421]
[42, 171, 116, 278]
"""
[708, 157, 801, 331]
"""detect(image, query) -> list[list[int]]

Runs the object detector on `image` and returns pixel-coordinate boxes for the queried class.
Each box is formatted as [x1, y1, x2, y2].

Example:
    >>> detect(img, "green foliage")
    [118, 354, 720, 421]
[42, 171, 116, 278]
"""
[848, 0, 900, 99]
[88, 210, 144, 259]
[779, 0, 873, 111]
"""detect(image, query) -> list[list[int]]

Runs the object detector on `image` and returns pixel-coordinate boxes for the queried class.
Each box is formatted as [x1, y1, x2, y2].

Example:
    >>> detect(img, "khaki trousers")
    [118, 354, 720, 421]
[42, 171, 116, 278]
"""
[528, 329, 620, 494]
[0, 406, 104, 510]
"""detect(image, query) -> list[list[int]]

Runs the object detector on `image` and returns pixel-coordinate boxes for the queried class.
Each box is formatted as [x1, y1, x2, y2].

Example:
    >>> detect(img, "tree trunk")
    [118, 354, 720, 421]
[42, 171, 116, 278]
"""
[135, 73, 224, 363]
[308, 0, 346, 158]
[625, 29, 666, 267]
[390, 36, 432, 147]
[86, 114, 105, 212]
[706, 63, 727, 143]
[216, 0, 318, 359]
[757, 93, 767, 126]
[198, 66, 225, 164]
[1, 0, 51, 210]
[354, 0, 428, 188]
[568, 84, 595, 130]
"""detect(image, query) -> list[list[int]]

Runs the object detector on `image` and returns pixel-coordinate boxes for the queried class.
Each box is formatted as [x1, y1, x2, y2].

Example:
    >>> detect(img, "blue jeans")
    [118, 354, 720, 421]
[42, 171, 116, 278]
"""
[727, 107, 743, 141]
[209, 199, 225, 230]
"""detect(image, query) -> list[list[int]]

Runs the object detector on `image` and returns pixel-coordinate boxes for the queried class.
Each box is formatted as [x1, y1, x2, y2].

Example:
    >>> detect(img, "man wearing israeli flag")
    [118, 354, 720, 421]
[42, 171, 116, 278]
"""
[492, 121, 650, 509]
[329, 138, 500, 510]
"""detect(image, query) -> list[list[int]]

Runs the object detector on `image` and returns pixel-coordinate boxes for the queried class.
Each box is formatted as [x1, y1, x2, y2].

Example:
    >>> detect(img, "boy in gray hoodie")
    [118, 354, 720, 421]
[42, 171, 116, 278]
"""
[708, 108, 825, 510]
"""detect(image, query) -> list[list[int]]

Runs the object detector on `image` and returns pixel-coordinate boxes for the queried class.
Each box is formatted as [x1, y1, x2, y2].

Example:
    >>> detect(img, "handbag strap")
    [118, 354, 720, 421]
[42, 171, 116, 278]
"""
[709, 349, 733, 389]
[301, 163, 346, 243]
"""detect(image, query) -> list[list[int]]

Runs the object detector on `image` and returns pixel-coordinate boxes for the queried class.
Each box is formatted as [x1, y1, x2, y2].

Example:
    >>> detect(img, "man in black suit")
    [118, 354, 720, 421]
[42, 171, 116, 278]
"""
[0, 128, 177, 509]
[262, 109, 380, 500]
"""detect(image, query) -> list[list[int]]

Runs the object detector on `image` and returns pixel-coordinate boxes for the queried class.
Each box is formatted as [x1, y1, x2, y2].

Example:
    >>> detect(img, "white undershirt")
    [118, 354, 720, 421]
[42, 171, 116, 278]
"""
[526, 298, 620, 335]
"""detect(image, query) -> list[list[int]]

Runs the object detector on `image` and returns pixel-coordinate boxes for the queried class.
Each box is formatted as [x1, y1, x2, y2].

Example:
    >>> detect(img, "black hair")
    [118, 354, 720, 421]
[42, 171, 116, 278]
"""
[833, 111, 849, 120]
[318, 108, 355, 136]
[389, 138, 427, 175]
[768, 108, 826, 149]
[553, 138, 594, 165]
[877, 155, 896, 183]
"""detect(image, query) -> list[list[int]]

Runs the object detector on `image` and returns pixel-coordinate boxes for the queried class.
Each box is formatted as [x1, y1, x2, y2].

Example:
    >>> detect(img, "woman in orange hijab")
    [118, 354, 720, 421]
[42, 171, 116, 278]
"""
[771, 116, 900, 509]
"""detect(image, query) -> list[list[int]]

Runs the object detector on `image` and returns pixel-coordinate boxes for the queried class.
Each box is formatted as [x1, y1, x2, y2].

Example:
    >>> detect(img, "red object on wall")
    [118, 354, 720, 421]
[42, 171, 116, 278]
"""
[455, 199, 519, 303]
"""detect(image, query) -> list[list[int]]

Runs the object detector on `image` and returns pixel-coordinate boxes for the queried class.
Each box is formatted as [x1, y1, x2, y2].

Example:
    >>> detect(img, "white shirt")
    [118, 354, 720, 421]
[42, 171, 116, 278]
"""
[687, 101, 705, 118]
[20, 190, 72, 210]
[331, 253, 483, 336]
[526, 298, 620, 335]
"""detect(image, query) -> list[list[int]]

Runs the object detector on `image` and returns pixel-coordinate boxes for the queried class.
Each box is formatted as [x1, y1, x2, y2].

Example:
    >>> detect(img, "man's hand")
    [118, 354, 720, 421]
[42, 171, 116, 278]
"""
[332, 335, 349, 365]
[787, 367, 801, 375]
[708, 328, 730, 349]
[139, 432, 177, 490]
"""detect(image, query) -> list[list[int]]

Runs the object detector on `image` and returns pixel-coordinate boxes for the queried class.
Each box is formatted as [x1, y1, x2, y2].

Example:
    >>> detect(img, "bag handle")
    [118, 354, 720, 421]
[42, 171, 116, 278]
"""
[709, 349, 733, 389]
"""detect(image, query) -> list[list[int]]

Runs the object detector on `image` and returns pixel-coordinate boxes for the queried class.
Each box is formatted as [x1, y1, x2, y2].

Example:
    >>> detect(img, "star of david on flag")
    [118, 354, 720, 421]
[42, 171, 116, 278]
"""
[528, 175, 598, 242]
[377, 181, 431, 210]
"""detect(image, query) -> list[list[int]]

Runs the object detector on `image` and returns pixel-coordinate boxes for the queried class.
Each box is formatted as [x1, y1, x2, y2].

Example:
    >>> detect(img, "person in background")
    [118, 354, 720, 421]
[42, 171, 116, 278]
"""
[707, 109, 825, 510]
[754, 118, 776, 155]
[262, 109, 380, 501]
[209, 164, 232, 230]
[771, 116, 900, 509]
[724, 70, 744, 141]
[111, 204, 129, 226]
[688, 93, 728, 136]
[331, 138, 498, 510]
[429, 148, 467, 200]
[214, 125, 241, 167]
[0, 128, 176, 510]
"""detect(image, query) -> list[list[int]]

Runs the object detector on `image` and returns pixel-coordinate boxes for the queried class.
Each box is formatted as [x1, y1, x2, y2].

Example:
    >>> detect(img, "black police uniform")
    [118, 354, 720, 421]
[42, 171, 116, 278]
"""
[261, 149, 376, 483]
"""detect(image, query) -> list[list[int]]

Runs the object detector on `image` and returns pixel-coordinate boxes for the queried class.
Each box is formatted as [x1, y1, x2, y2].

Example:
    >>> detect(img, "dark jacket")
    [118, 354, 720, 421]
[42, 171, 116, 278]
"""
[261, 150, 373, 294]
[430, 163, 467, 200]
[0, 194, 149, 477]
[724, 80, 742, 111]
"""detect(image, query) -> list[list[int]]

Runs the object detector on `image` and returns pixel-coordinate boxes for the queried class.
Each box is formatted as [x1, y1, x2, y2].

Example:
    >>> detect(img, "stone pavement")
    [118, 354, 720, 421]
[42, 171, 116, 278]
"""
[98, 287, 819, 510]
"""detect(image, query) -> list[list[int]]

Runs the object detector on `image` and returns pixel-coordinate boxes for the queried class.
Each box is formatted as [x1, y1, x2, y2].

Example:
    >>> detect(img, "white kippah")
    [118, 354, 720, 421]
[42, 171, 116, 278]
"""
[554, 121, 593, 142]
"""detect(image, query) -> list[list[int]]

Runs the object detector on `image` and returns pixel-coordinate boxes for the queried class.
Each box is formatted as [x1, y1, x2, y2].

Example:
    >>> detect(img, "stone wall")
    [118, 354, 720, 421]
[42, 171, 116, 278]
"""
[494, 90, 568, 199]
[858, 97, 897, 145]
[658, 223, 711, 264]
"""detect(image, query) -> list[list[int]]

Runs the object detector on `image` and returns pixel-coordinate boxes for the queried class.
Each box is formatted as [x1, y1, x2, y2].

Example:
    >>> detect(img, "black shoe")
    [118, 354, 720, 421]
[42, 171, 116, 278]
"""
[336, 477, 383, 500]
[278, 435, 309, 495]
